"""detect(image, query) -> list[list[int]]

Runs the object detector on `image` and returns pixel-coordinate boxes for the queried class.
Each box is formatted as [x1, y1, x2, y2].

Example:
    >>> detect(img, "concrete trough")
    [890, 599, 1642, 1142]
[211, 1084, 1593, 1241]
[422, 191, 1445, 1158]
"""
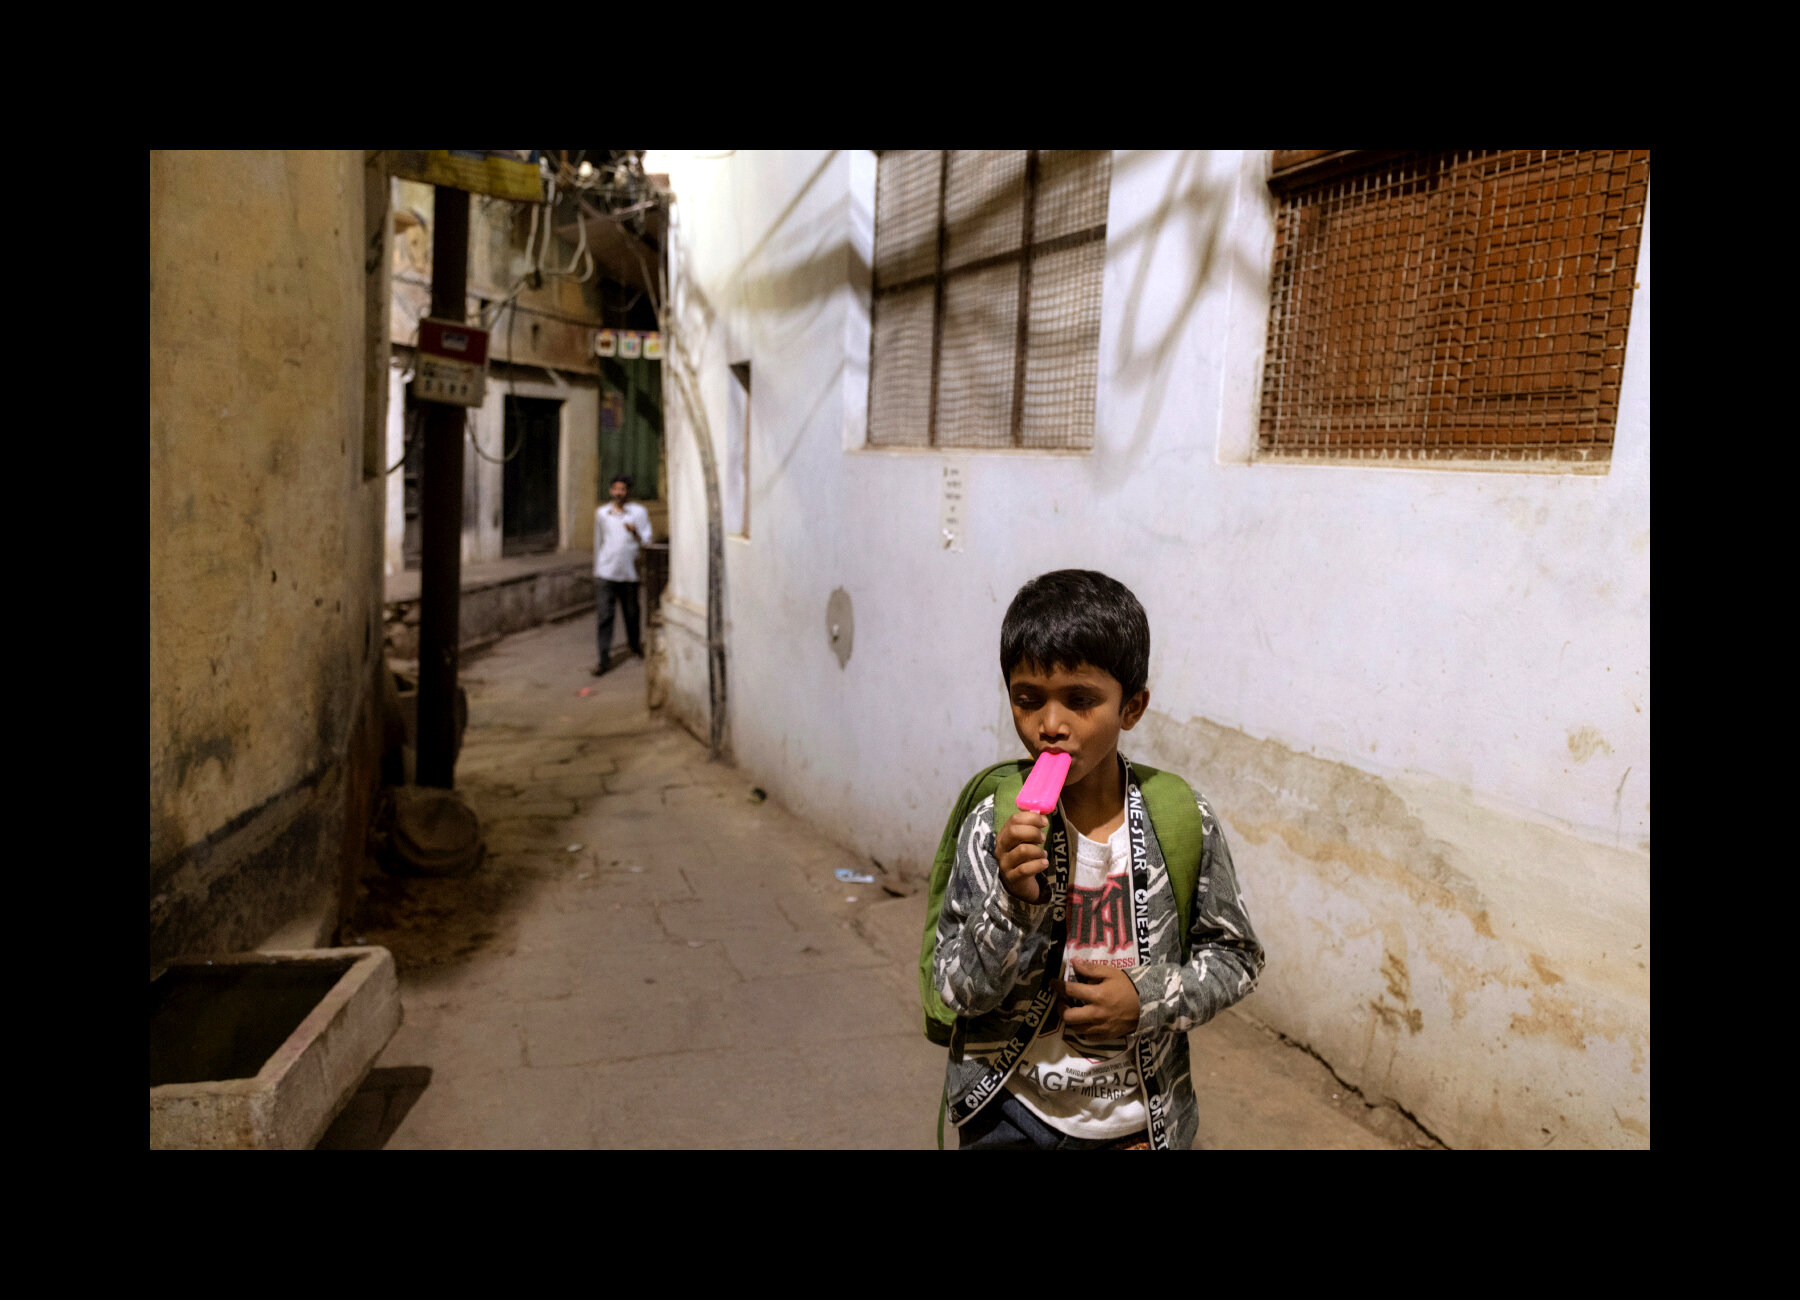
[150, 947, 402, 1150]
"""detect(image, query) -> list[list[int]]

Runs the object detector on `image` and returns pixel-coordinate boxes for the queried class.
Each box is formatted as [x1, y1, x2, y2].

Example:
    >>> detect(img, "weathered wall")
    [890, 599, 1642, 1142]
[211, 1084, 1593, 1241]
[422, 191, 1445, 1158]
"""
[389, 177, 606, 375]
[383, 358, 599, 573]
[384, 178, 603, 577]
[649, 148, 1650, 1148]
[150, 150, 387, 962]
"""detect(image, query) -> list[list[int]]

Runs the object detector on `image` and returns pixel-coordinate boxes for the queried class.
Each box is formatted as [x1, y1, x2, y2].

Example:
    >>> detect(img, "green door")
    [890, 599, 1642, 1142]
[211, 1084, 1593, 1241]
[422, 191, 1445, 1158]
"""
[599, 356, 663, 500]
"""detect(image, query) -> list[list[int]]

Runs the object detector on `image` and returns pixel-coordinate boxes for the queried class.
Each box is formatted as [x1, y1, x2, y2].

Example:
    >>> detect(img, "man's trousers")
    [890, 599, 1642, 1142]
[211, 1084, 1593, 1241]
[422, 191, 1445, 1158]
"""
[596, 578, 641, 664]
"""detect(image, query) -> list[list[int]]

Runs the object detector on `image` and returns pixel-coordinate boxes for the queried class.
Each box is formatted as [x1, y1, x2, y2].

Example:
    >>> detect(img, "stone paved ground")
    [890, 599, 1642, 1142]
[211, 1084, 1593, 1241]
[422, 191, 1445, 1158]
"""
[324, 614, 1440, 1150]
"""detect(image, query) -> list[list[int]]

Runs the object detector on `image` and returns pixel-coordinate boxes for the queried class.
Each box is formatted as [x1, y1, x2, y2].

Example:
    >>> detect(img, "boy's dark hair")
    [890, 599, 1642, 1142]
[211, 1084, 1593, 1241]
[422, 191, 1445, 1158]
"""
[1000, 570, 1150, 702]
[610, 473, 633, 491]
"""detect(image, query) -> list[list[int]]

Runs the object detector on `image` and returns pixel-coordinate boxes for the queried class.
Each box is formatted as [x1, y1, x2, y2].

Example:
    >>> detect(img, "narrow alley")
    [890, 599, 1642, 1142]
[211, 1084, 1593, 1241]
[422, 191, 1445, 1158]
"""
[152, 150, 1648, 1149]
[320, 614, 1438, 1150]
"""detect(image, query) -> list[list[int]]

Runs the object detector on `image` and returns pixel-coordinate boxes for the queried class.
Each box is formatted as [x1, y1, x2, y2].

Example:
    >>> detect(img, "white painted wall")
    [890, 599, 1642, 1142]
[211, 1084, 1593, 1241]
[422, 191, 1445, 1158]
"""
[648, 149, 1650, 1149]
[383, 357, 599, 574]
[385, 362, 408, 576]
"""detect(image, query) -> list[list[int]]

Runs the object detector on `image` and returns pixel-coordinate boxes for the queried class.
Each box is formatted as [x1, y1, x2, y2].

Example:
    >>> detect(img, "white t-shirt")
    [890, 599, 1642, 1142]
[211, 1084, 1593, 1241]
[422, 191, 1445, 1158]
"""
[1008, 821, 1149, 1139]
[594, 501, 652, 582]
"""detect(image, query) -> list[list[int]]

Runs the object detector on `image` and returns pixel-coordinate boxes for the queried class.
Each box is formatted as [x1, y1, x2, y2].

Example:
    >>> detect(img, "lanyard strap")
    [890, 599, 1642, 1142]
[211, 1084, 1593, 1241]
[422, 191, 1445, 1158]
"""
[1124, 776, 1173, 1151]
[946, 812, 1071, 1127]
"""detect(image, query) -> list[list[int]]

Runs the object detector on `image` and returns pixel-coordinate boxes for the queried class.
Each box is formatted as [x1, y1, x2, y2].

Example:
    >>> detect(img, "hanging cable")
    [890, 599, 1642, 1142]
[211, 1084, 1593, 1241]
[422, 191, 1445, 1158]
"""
[383, 397, 423, 475]
[552, 199, 594, 281]
[464, 403, 526, 464]
[395, 314, 424, 383]
[524, 202, 542, 272]
[378, 314, 430, 475]
[537, 173, 555, 280]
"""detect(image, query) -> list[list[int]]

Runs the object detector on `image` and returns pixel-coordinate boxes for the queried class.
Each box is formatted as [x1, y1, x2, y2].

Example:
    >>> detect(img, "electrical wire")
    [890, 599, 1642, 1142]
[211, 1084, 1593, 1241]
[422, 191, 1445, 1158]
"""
[383, 398, 423, 475]
[380, 315, 428, 475]
[464, 404, 526, 464]
[462, 274, 532, 466]
[557, 201, 595, 281]
[517, 171, 595, 284]
[387, 150, 658, 479]
[524, 202, 542, 272]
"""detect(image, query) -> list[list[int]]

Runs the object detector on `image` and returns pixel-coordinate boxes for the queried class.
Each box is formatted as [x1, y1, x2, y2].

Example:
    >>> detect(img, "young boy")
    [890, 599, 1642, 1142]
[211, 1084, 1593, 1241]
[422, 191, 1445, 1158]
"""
[932, 569, 1265, 1150]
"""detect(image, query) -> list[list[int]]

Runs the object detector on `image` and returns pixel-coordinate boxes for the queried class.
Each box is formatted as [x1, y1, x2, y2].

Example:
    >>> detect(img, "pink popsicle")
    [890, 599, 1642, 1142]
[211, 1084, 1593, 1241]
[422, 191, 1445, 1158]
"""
[1017, 750, 1072, 813]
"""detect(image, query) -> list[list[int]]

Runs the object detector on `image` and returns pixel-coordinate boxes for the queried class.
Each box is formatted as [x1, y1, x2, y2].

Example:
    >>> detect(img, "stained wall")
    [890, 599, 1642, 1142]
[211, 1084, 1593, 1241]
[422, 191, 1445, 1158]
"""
[649, 149, 1650, 1147]
[150, 150, 388, 961]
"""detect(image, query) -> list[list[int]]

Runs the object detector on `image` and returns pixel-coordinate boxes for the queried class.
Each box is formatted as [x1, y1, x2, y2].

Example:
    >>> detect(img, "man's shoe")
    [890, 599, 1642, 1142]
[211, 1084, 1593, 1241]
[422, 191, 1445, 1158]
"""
[593, 655, 609, 676]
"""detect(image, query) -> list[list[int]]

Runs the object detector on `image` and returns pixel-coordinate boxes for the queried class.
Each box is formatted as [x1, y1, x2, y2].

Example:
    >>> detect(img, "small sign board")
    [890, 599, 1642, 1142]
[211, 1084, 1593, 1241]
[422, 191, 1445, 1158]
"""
[415, 317, 490, 407]
[595, 329, 661, 362]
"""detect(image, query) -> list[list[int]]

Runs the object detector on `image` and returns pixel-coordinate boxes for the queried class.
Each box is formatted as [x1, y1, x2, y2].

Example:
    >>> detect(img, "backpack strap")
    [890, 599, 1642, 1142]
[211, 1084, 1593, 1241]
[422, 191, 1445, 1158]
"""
[1130, 763, 1203, 963]
[928, 757, 1206, 1148]
[921, 758, 1031, 1045]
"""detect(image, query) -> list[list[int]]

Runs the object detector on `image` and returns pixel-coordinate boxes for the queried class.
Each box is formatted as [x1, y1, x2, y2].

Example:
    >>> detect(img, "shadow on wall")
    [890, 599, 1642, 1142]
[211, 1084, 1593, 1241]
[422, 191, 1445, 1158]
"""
[667, 151, 848, 384]
[675, 149, 1257, 486]
[1103, 150, 1267, 488]
[720, 150, 845, 324]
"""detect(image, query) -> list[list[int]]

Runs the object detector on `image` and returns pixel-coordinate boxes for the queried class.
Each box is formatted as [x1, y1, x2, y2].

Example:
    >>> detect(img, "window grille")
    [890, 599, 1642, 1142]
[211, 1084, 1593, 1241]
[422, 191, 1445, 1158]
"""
[868, 150, 1110, 450]
[1259, 149, 1649, 463]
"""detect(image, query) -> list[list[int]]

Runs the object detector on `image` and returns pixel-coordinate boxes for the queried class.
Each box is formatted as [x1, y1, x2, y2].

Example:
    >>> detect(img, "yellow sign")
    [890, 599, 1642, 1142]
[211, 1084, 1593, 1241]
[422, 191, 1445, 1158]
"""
[387, 150, 543, 203]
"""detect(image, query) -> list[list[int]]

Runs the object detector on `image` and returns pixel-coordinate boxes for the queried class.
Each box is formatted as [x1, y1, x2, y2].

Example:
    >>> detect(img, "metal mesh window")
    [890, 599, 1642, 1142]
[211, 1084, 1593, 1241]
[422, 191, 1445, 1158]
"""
[868, 150, 1111, 450]
[1259, 149, 1649, 463]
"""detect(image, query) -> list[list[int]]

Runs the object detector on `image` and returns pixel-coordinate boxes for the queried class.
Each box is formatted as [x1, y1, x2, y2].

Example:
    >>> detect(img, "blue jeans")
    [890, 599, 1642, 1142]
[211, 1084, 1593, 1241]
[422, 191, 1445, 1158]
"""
[956, 1089, 1149, 1150]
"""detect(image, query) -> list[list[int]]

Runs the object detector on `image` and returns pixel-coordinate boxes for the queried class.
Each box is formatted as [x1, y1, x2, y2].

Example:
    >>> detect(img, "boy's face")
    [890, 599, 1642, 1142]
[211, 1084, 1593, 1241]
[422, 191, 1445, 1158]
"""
[1007, 660, 1149, 789]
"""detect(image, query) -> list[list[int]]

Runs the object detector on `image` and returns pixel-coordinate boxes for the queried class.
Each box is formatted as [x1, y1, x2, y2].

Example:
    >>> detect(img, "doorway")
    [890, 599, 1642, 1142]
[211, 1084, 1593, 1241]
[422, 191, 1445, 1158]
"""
[599, 356, 663, 500]
[502, 396, 562, 556]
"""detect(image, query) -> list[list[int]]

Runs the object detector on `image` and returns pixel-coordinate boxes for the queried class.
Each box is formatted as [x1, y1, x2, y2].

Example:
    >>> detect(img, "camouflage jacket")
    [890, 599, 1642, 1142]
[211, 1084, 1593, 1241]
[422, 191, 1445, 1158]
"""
[932, 758, 1266, 1150]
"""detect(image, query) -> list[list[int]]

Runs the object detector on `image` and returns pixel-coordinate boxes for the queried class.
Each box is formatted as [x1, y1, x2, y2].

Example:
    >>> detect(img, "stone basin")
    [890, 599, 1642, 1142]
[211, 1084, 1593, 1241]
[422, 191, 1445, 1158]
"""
[150, 947, 402, 1150]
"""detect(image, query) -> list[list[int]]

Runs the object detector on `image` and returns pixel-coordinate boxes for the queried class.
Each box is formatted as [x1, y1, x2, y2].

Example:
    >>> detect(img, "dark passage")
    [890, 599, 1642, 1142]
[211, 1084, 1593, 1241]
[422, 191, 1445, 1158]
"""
[503, 396, 562, 555]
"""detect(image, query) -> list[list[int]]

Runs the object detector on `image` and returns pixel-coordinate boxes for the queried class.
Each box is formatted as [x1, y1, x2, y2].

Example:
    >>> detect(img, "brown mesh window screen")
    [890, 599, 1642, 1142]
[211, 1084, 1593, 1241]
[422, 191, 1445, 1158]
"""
[868, 149, 1111, 450]
[1259, 149, 1649, 463]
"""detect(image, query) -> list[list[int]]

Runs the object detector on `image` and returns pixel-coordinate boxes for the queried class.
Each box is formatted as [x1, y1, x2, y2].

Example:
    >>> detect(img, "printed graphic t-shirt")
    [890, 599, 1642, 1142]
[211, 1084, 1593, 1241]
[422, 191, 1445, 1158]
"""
[1008, 821, 1149, 1139]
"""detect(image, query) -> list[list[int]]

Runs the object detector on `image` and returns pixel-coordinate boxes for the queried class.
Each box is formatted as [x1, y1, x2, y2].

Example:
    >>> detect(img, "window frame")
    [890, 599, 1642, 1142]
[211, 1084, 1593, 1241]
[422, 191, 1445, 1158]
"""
[867, 149, 1111, 451]
[1256, 148, 1649, 467]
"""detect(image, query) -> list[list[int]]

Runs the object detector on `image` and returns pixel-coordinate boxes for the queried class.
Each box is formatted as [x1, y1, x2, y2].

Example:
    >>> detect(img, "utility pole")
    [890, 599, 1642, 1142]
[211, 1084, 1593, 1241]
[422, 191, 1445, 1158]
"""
[416, 185, 470, 788]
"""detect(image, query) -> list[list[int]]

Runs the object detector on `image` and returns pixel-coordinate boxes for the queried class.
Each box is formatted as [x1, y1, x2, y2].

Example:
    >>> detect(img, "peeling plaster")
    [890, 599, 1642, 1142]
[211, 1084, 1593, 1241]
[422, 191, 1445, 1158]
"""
[1133, 708, 1649, 1149]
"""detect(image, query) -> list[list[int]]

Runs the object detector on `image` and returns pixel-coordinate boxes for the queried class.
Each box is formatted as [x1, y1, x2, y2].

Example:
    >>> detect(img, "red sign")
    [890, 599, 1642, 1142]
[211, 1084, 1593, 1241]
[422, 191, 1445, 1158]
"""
[419, 318, 490, 366]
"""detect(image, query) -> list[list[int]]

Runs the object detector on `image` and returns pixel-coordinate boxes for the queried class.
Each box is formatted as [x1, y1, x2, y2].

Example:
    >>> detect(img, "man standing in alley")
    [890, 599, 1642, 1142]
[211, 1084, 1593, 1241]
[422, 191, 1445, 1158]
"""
[593, 474, 651, 675]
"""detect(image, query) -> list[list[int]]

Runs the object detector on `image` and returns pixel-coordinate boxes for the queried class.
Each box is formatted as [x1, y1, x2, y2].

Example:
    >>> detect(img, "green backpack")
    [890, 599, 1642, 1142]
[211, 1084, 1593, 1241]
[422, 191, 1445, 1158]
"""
[919, 757, 1205, 1047]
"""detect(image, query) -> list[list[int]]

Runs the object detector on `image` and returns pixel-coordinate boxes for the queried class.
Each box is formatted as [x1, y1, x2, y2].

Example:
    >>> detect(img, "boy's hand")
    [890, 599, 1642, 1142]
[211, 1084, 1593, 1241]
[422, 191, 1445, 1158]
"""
[997, 810, 1051, 903]
[1055, 959, 1141, 1041]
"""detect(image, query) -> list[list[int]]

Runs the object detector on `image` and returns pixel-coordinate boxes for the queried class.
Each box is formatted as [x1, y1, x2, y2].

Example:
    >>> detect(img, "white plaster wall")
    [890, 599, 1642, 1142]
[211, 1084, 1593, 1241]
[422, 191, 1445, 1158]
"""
[384, 362, 408, 576]
[648, 149, 1650, 1148]
[557, 378, 600, 554]
[382, 364, 600, 573]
